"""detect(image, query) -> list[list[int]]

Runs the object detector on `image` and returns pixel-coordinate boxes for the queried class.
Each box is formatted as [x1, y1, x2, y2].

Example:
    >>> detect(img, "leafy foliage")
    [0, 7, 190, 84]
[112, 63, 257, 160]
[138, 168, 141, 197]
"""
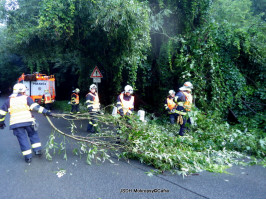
[119, 110, 265, 175]
[44, 105, 265, 175]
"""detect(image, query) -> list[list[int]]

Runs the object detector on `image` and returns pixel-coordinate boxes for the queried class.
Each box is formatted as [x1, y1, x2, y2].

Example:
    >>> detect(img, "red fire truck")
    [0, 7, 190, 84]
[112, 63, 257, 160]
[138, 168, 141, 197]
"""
[18, 72, 56, 103]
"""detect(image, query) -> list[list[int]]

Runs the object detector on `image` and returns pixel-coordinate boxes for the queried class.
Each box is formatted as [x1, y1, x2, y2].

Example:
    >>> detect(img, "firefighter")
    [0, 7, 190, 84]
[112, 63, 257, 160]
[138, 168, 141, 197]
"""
[0, 83, 53, 163]
[41, 89, 52, 111]
[174, 81, 193, 136]
[165, 90, 178, 124]
[70, 88, 80, 114]
[115, 85, 135, 144]
[86, 84, 101, 133]
[117, 85, 134, 117]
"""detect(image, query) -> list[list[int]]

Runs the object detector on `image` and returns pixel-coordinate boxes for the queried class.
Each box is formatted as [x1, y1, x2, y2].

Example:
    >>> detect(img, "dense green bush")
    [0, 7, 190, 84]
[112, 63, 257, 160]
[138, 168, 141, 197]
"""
[117, 110, 265, 175]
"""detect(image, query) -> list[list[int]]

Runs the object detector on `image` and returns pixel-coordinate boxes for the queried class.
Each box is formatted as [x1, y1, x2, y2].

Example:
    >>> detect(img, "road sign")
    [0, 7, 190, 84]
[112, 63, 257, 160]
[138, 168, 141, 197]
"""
[93, 78, 101, 83]
[90, 66, 103, 78]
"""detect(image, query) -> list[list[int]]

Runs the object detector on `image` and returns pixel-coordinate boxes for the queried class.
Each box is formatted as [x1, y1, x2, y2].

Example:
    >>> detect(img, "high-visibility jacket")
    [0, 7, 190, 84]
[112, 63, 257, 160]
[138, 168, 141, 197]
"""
[0, 94, 47, 129]
[86, 92, 100, 112]
[167, 97, 177, 110]
[174, 91, 193, 115]
[117, 93, 134, 115]
[9, 95, 34, 126]
[181, 91, 193, 111]
[42, 93, 52, 104]
[71, 93, 79, 105]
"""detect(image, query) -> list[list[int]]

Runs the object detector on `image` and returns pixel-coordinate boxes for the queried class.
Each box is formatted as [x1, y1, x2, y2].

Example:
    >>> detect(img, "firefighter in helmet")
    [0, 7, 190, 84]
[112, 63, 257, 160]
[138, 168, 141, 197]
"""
[41, 89, 52, 111]
[165, 90, 178, 124]
[0, 83, 53, 163]
[86, 84, 101, 133]
[174, 81, 193, 136]
[70, 88, 80, 114]
[117, 85, 134, 117]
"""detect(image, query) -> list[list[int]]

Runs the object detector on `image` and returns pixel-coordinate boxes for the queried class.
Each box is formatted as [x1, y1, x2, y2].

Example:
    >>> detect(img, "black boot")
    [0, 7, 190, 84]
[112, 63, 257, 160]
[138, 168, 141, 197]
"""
[25, 157, 32, 163]
[35, 150, 42, 156]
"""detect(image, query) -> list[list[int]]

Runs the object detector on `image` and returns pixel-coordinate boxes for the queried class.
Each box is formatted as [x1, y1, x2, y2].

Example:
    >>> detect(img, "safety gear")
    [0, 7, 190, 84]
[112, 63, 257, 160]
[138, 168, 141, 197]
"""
[119, 93, 134, 115]
[35, 150, 42, 156]
[42, 90, 52, 104]
[182, 91, 193, 111]
[167, 98, 177, 112]
[9, 95, 35, 126]
[86, 92, 100, 112]
[124, 85, 133, 94]
[90, 84, 97, 91]
[75, 88, 80, 93]
[169, 90, 175, 96]
[179, 81, 193, 92]
[184, 81, 193, 89]
[14, 126, 41, 160]
[71, 93, 79, 105]
[13, 83, 27, 94]
[44, 111, 53, 117]
[25, 157, 32, 163]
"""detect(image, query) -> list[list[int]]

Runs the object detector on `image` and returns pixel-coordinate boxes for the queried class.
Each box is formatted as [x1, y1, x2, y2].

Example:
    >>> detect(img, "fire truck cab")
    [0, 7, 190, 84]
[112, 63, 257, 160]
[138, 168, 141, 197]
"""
[18, 72, 56, 103]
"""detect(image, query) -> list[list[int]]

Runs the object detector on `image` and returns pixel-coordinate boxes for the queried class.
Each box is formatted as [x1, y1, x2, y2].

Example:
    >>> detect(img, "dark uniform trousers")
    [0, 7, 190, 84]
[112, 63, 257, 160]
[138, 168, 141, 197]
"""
[179, 116, 191, 136]
[87, 111, 98, 132]
[71, 104, 79, 113]
[169, 113, 178, 124]
[13, 126, 41, 159]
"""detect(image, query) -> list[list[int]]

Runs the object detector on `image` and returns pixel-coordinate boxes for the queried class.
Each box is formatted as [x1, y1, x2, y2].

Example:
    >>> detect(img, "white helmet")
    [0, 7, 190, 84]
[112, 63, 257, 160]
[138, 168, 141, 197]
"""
[124, 85, 133, 94]
[169, 90, 175, 95]
[75, 88, 80, 93]
[90, 84, 97, 91]
[184, 81, 193, 89]
[179, 81, 193, 92]
[13, 83, 27, 94]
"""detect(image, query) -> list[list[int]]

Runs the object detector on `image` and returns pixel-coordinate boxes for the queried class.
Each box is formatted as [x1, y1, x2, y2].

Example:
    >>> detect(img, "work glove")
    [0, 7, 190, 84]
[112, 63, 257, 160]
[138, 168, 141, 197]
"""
[44, 111, 54, 117]
[0, 123, 6, 129]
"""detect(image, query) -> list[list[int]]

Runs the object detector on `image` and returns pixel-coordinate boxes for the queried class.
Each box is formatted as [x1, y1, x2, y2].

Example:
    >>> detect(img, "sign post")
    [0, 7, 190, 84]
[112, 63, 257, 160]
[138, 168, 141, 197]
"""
[90, 66, 103, 92]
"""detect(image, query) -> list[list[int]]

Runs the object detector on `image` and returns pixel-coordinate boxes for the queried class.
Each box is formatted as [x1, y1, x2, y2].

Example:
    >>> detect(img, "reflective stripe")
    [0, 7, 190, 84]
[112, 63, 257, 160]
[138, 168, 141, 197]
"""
[89, 121, 98, 126]
[30, 103, 39, 110]
[0, 117, 5, 122]
[22, 149, 32, 156]
[45, 94, 52, 103]
[178, 102, 184, 106]
[0, 110, 7, 115]
[32, 142, 41, 148]
[176, 111, 187, 115]
[38, 107, 44, 113]
[86, 93, 100, 112]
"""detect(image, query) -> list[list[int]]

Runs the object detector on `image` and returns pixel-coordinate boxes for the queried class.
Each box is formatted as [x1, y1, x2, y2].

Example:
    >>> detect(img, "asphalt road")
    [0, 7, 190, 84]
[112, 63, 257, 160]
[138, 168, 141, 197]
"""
[0, 97, 265, 199]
